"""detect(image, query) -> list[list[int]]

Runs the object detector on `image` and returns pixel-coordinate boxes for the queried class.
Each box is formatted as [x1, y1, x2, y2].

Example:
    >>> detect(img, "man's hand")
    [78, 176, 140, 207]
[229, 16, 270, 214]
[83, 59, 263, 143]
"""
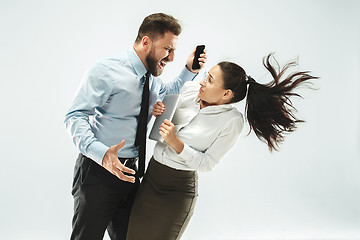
[152, 101, 165, 117]
[102, 140, 136, 183]
[186, 47, 207, 73]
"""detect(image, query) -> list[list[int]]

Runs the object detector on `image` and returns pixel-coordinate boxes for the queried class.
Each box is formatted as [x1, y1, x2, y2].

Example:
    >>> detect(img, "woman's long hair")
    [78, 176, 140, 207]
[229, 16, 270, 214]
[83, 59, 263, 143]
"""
[219, 53, 318, 151]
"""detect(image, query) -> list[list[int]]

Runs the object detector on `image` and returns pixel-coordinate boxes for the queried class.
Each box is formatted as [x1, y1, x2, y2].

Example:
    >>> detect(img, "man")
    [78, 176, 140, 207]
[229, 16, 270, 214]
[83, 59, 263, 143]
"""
[64, 13, 206, 240]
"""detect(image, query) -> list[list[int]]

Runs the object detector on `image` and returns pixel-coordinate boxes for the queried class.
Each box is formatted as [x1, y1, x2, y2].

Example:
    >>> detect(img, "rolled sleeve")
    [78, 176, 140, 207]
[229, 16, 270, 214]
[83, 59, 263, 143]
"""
[177, 143, 195, 160]
[177, 118, 243, 171]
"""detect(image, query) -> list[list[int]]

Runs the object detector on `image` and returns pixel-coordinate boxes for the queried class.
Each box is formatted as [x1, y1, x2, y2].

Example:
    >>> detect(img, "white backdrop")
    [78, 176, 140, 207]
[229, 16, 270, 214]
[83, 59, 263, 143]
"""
[1, 0, 359, 239]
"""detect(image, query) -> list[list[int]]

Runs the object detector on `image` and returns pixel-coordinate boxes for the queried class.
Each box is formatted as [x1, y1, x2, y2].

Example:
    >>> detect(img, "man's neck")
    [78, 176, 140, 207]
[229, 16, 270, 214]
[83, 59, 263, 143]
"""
[133, 44, 148, 70]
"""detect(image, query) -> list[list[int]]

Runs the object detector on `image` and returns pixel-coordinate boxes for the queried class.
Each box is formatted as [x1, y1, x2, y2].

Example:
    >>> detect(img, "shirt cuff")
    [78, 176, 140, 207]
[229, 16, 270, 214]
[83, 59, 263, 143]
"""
[177, 143, 195, 161]
[85, 141, 109, 166]
[180, 66, 198, 81]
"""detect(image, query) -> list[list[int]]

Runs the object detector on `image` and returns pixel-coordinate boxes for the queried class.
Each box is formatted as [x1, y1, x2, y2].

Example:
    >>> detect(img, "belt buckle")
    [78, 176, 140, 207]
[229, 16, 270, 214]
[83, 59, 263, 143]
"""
[123, 157, 138, 167]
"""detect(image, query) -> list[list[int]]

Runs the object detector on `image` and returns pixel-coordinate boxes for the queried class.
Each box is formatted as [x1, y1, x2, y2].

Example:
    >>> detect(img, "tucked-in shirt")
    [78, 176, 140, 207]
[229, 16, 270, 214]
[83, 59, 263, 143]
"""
[153, 81, 244, 171]
[65, 48, 196, 165]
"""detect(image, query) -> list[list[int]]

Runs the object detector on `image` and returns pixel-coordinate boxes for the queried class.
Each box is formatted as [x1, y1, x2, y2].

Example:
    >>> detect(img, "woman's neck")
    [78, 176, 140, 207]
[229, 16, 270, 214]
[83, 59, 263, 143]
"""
[199, 100, 211, 109]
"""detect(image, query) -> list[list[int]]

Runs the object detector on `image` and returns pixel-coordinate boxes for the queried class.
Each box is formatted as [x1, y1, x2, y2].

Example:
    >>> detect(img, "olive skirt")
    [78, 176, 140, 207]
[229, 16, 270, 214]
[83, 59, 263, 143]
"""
[126, 157, 198, 240]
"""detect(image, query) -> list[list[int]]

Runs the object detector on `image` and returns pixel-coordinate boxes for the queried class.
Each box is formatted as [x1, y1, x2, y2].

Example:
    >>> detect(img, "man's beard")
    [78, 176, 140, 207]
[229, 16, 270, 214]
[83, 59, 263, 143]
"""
[145, 48, 168, 77]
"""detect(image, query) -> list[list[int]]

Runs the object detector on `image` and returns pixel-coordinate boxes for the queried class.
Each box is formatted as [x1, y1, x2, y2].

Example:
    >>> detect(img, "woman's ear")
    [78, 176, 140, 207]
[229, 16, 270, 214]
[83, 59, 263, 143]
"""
[223, 89, 234, 102]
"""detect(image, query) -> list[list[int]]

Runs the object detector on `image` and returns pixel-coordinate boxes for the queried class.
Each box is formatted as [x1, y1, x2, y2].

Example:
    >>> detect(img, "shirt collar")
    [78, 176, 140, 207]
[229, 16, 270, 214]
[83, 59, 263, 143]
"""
[195, 97, 236, 114]
[128, 47, 147, 80]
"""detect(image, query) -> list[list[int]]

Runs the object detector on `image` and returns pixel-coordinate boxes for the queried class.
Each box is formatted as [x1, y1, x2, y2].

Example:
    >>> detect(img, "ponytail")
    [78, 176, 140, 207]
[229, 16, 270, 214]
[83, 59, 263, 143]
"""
[245, 53, 318, 151]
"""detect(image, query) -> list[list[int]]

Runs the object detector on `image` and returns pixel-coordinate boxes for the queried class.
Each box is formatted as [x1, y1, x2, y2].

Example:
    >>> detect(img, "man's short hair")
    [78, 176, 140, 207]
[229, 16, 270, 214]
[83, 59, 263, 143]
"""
[135, 13, 182, 43]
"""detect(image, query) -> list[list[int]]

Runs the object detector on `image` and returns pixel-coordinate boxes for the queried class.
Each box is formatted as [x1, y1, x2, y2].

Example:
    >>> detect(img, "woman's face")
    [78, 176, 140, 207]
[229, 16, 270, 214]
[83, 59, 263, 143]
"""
[198, 65, 232, 106]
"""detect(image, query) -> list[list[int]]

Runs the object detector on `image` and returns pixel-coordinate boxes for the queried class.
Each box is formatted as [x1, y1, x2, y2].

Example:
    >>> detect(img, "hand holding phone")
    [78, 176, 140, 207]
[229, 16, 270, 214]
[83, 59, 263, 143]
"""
[192, 45, 205, 70]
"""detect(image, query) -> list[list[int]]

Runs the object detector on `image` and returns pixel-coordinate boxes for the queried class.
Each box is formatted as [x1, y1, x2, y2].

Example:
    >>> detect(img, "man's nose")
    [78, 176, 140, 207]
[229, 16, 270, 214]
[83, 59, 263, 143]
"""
[167, 51, 175, 62]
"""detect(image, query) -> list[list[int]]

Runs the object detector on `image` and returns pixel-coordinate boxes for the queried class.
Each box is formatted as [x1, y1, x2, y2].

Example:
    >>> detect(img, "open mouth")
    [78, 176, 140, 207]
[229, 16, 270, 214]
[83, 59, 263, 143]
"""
[159, 60, 167, 69]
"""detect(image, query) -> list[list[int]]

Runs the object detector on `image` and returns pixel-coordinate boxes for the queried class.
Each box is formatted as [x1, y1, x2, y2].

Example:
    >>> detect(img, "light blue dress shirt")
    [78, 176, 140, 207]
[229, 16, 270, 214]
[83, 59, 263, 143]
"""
[65, 48, 197, 165]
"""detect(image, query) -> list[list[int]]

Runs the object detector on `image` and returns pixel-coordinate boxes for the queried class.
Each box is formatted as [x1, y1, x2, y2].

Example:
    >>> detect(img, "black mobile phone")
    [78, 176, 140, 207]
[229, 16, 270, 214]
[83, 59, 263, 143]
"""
[192, 45, 205, 70]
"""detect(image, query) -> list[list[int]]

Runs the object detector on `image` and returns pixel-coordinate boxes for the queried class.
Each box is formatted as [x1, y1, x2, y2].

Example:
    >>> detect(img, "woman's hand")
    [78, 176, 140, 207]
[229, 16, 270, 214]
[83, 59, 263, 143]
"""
[159, 119, 184, 154]
[152, 101, 165, 117]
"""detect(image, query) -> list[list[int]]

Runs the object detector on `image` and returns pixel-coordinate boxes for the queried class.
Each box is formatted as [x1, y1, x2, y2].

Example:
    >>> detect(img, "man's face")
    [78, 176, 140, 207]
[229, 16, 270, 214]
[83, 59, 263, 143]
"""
[146, 31, 178, 76]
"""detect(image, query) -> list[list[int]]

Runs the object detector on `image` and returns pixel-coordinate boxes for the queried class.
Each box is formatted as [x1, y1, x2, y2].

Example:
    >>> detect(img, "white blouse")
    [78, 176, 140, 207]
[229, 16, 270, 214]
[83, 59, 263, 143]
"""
[153, 81, 244, 171]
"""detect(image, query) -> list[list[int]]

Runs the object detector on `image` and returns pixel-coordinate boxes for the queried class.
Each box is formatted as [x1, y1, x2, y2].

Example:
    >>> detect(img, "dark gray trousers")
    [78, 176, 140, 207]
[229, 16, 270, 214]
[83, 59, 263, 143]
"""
[70, 154, 139, 240]
[127, 157, 198, 240]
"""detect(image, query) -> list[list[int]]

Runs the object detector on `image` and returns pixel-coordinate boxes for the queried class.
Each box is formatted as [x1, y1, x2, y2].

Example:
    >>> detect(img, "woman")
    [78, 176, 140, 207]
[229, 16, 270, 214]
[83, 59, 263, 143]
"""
[126, 53, 318, 240]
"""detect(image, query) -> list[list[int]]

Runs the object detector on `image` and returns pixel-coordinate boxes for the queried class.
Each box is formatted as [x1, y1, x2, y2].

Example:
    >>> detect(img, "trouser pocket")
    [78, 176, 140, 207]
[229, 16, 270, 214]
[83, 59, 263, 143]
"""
[71, 154, 91, 196]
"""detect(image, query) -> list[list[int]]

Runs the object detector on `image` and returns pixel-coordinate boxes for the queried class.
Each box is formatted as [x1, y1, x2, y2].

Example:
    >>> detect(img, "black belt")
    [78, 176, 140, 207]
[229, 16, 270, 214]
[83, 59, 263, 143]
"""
[118, 157, 138, 167]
